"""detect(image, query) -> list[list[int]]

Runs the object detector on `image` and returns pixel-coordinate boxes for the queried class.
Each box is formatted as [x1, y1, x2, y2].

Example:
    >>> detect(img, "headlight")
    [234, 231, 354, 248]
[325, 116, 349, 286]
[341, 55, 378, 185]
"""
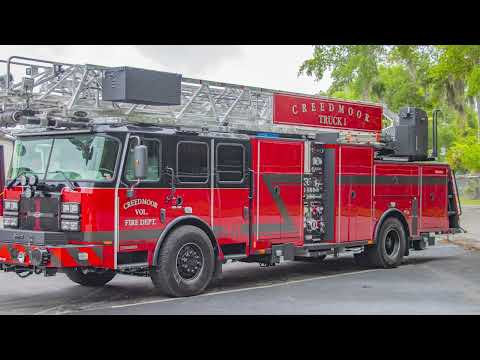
[61, 202, 80, 214]
[3, 217, 18, 228]
[61, 220, 80, 232]
[3, 200, 18, 211]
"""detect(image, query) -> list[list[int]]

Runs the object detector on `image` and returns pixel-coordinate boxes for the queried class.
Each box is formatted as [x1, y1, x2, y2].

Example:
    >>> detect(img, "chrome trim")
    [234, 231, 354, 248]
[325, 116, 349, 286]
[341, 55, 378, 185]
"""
[210, 138, 214, 227]
[114, 133, 130, 270]
[60, 214, 80, 220]
[3, 211, 19, 217]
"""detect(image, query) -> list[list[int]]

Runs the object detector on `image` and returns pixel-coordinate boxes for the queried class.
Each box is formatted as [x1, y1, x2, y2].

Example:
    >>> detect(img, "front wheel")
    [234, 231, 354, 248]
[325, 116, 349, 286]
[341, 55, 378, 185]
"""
[64, 268, 116, 286]
[151, 225, 215, 297]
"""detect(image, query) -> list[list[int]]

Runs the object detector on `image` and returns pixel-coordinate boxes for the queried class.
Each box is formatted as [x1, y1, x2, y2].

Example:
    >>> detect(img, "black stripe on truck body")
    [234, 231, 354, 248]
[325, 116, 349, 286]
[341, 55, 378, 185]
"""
[338, 175, 446, 185]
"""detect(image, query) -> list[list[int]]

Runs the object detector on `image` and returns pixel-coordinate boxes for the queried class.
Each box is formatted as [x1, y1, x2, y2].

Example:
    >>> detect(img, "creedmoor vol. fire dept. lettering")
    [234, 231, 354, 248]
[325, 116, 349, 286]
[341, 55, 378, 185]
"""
[123, 198, 158, 210]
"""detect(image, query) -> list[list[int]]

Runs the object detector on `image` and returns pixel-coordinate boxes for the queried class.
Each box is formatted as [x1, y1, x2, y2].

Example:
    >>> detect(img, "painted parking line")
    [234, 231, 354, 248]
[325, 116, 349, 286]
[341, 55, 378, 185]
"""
[65, 268, 381, 314]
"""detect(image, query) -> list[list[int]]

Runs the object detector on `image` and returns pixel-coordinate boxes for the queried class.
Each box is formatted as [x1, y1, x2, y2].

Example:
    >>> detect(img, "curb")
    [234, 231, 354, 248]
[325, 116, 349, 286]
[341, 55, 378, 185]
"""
[445, 236, 480, 251]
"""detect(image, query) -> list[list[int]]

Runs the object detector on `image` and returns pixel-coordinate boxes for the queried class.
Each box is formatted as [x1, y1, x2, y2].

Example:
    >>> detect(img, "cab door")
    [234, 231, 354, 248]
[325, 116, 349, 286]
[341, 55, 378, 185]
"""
[117, 135, 164, 267]
[213, 140, 251, 256]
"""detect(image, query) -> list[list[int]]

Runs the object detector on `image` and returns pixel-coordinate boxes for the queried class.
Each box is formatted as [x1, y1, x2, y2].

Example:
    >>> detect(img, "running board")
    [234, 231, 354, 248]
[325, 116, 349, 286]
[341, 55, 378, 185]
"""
[116, 262, 149, 270]
[224, 254, 248, 260]
[301, 240, 370, 252]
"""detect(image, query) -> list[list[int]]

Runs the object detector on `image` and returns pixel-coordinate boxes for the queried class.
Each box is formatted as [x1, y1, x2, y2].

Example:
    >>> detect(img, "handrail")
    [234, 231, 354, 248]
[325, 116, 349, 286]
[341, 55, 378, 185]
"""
[4, 56, 75, 91]
[432, 109, 442, 160]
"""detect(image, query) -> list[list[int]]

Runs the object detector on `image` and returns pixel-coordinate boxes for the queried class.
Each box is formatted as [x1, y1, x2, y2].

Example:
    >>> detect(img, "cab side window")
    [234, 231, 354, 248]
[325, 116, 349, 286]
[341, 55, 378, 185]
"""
[177, 141, 209, 183]
[216, 144, 245, 183]
[125, 138, 161, 181]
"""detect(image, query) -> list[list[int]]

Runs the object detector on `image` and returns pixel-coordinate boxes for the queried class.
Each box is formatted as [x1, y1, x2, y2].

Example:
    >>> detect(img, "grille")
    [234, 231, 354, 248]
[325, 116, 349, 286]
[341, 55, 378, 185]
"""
[19, 195, 60, 232]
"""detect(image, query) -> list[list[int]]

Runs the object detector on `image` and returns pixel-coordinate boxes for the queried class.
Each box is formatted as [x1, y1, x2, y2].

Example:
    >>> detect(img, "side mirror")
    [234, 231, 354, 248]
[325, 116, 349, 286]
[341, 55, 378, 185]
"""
[133, 145, 148, 180]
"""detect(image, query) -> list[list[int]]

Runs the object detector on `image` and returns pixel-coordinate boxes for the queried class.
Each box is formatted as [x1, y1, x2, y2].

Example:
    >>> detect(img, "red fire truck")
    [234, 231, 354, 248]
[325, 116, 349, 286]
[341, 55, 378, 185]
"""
[0, 56, 462, 297]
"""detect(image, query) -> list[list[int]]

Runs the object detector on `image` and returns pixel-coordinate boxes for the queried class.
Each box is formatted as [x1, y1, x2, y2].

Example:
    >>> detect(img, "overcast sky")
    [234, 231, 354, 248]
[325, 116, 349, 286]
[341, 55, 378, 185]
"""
[0, 45, 331, 94]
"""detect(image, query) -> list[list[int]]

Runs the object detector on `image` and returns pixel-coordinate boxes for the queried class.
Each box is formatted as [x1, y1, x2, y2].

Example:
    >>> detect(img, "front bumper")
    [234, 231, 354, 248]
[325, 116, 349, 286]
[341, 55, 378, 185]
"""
[0, 228, 67, 246]
[0, 229, 113, 269]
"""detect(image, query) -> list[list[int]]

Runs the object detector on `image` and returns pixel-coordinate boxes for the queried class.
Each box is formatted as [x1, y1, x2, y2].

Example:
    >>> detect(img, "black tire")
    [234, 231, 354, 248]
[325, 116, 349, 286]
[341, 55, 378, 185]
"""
[364, 217, 407, 268]
[151, 225, 215, 297]
[413, 239, 427, 251]
[64, 268, 116, 286]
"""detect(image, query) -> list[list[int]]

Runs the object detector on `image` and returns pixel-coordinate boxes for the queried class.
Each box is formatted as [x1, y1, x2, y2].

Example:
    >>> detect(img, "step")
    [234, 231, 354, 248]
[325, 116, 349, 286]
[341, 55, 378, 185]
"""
[224, 254, 247, 260]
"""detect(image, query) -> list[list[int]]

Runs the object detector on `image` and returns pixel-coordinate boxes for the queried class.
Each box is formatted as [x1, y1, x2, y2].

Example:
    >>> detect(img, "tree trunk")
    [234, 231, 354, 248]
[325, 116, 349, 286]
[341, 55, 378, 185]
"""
[476, 97, 480, 142]
[452, 78, 467, 130]
[407, 61, 417, 83]
[361, 81, 370, 101]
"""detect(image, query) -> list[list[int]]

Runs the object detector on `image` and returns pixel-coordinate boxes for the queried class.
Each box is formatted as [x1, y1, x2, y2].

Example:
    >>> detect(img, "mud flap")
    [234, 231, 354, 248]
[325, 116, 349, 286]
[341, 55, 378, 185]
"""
[211, 256, 223, 285]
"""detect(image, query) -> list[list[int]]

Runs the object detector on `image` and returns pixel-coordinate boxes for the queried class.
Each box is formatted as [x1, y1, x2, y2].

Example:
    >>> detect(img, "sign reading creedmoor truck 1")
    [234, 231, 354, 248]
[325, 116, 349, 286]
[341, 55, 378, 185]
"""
[0, 56, 461, 298]
[273, 93, 383, 133]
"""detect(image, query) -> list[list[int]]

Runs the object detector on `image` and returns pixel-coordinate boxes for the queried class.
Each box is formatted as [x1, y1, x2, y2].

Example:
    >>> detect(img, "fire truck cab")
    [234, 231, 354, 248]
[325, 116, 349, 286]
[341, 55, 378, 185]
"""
[0, 57, 462, 297]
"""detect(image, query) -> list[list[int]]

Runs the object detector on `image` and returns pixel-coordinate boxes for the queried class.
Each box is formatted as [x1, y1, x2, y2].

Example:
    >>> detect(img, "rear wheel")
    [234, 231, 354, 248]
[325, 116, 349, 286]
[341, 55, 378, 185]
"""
[363, 217, 407, 268]
[64, 268, 116, 286]
[151, 225, 215, 297]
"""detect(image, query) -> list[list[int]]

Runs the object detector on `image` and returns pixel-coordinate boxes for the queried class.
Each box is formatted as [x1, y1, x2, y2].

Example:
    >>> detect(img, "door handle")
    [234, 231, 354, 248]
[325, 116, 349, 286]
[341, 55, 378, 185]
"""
[273, 185, 280, 196]
[351, 191, 356, 199]
[430, 192, 435, 201]
[160, 208, 166, 224]
[243, 206, 249, 220]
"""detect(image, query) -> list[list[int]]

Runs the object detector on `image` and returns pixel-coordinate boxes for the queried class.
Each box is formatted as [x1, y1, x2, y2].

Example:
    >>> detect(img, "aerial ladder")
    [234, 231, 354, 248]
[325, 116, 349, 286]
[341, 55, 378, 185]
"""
[0, 56, 391, 146]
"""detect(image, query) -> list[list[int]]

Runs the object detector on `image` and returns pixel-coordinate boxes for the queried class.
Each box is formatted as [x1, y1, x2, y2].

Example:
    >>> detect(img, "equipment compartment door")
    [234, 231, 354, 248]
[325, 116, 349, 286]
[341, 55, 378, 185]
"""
[213, 140, 251, 256]
[252, 139, 304, 248]
[339, 145, 373, 242]
[420, 166, 448, 230]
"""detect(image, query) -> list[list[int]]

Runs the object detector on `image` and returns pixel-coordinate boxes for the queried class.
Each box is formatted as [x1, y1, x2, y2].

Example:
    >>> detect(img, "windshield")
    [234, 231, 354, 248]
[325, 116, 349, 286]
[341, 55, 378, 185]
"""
[8, 134, 120, 182]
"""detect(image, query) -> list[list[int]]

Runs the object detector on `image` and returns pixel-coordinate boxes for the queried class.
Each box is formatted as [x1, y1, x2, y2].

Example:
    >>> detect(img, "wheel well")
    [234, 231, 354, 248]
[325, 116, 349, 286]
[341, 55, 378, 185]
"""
[375, 210, 410, 243]
[171, 218, 219, 255]
[153, 217, 220, 266]
[389, 212, 410, 239]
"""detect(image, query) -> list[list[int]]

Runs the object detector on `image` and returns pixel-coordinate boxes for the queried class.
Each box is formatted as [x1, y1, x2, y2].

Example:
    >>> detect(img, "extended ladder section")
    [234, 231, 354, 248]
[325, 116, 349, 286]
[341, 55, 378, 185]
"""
[0, 56, 386, 145]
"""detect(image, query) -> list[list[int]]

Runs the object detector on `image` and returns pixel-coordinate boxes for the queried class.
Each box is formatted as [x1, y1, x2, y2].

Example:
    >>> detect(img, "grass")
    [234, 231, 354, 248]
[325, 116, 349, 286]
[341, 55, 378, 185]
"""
[460, 198, 480, 206]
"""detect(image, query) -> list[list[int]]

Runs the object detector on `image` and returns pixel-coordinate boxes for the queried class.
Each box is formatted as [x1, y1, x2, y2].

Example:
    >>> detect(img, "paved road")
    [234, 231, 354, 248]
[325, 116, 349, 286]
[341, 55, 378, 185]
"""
[0, 207, 478, 315]
[0, 242, 478, 315]
[459, 205, 480, 240]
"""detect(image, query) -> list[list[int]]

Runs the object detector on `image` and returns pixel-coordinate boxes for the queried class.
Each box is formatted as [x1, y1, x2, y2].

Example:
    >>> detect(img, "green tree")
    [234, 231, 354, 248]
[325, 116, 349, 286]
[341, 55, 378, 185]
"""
[299, 45, 387, 100]
[300, 45, 480, 174]
[429, 45, 480, 131]
[373, 65, 428, 112]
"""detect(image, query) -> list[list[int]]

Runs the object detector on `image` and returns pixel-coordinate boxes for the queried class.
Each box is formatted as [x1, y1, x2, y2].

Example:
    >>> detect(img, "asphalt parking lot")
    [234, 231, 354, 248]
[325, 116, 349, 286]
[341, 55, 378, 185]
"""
[0, 208, 478, 315]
